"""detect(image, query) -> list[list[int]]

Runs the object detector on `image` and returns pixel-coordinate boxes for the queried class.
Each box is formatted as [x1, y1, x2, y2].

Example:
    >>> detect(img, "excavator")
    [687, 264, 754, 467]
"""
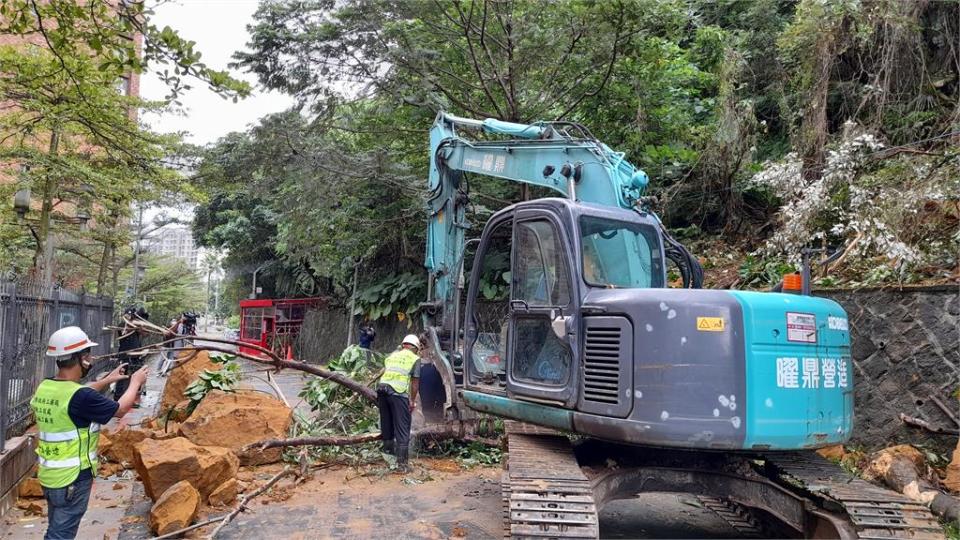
[416, 112, 942, 539]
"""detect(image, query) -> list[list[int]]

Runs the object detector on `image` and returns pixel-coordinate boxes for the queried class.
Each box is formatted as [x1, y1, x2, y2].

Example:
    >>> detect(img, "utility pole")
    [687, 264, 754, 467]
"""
[346, 258, 360, 348]
[131, 203, 144, 301]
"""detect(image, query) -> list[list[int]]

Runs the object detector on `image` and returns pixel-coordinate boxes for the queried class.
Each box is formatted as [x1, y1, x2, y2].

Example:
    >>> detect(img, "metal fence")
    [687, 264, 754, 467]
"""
[0, 280, 114, 443]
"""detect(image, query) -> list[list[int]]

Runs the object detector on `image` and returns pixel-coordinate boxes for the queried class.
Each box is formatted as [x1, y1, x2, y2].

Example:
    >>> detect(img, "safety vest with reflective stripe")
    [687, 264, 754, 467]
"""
[379, 349, 419, 394]
[30, 380, 100, 488]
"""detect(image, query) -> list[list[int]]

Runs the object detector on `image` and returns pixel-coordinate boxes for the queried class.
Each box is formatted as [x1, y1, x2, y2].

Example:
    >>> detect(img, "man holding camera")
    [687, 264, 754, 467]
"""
[113, 307, 150, 404]
[31, 326, 148, 539]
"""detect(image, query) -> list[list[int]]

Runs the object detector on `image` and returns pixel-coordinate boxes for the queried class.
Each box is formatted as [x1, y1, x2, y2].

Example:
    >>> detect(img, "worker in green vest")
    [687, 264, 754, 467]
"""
[30, 326, 148, 540]
[377, 334, 422, 471]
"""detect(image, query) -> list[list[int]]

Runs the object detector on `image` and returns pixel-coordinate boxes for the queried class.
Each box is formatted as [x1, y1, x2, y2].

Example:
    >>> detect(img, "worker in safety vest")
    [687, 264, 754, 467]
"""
[377, 334, 421, 471]
[30, 326, 148, 540]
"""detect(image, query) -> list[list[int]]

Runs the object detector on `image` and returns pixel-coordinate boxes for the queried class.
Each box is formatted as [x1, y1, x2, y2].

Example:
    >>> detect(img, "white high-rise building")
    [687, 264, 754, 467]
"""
[145, 226, 200, 269]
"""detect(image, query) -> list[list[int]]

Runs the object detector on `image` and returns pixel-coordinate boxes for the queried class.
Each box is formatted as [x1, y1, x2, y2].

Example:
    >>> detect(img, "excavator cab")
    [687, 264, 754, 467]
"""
[462, 199, 664, 407]
[426, 196, 853, 451]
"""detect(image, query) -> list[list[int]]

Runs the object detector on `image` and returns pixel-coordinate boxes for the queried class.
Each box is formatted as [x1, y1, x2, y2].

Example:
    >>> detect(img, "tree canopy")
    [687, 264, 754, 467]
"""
[195, 0, 959, 319]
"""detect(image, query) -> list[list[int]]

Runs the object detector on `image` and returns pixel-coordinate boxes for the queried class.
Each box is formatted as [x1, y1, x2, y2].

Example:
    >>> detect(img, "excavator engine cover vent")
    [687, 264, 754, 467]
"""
[579, 316, 633, 418]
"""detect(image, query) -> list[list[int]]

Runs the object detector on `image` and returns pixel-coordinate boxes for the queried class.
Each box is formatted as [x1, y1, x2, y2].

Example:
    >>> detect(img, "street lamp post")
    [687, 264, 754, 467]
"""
[250, 262, 268, 299]
[13, 166, 92, 289]
[131, 203, 144, 301]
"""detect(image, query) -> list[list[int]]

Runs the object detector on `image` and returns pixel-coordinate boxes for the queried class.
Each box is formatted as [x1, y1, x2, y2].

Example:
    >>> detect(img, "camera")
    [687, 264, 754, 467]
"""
[181, 311, 199, 335]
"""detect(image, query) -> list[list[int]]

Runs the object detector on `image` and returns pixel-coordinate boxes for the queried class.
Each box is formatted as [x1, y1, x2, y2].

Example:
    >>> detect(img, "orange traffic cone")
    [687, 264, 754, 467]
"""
[286, 345, 293, 360]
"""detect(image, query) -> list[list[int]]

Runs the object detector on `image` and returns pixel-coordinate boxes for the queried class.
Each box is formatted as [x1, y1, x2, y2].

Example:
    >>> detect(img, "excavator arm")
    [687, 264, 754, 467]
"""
[424, 111, 698, 329]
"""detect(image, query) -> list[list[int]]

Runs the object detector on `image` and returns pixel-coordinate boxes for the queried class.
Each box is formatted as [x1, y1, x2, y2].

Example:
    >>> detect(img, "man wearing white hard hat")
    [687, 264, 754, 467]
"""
[376, 334, 422, 471]
[29, 326, 148, 540]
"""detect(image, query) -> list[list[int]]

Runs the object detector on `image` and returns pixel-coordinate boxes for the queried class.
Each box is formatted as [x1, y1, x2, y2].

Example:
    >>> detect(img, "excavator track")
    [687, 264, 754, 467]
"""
[693, 495, 767, 538]
[502, 422, 599, 539]
[765, 452, 945, 540]
[502, 422, 945, 539]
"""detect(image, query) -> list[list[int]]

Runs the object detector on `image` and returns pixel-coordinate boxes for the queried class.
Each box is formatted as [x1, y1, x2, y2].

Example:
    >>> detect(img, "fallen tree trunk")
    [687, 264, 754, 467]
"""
[96, 337, 379, 404]
[254, 433, 382, 451]
[247, 424, 503, 454]
[868, 447, 960, 523]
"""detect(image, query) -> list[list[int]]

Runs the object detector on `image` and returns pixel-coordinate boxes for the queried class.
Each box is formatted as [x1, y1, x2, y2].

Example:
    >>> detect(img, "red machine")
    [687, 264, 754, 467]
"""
[238, 297, 325, 357]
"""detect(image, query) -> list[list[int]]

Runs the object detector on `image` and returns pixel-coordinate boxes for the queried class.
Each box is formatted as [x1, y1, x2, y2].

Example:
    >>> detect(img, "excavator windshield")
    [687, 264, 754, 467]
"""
[580, 215, 664, 288]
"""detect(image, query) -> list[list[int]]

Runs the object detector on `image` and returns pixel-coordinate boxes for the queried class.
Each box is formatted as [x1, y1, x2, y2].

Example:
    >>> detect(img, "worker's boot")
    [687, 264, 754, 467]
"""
[396, 446, 410, 473]
[382, 440, 395, 456]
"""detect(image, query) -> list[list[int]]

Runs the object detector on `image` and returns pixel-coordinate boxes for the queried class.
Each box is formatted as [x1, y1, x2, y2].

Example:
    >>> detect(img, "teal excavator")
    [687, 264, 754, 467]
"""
[415, 112, 942, 539]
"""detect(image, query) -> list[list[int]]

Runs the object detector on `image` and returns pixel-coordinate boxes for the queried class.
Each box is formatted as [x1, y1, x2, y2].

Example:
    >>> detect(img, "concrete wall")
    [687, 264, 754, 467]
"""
[819, 285, 959, 452]
[296, 309, 414, 363]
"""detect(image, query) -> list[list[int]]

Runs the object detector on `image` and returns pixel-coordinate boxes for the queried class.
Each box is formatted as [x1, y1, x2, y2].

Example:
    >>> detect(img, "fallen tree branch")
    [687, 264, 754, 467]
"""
[252, 432, 382, 452]
[899, 413, 960, 436]
[208, 467, 292, 539]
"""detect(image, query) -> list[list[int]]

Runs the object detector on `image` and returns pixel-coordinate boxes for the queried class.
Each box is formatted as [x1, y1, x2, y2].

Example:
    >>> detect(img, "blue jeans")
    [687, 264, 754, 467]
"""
[42, 475, 93, 540]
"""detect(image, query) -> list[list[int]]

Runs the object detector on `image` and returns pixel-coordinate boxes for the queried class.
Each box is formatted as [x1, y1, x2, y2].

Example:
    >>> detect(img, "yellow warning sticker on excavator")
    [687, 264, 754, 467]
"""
[697, 317, 725, 332]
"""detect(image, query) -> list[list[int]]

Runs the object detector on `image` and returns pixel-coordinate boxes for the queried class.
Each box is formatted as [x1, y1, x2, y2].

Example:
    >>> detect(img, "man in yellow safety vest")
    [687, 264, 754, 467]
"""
[30, 326, 148, 539]
[377, 334, 421, 471]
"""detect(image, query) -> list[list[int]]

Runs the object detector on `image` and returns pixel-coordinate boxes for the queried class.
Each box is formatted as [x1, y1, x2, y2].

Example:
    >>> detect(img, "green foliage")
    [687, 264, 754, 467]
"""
[421, 440, 503, 469]
[0, 0, 249, 101]
[292, 346, 385, 464]
[188, 0, 960, 297]
[182, 360, 241, 411]
[120, 255, 205, 325]
[353, 273, 425, 321]
[943, 520, 959, 540]
[225, 314, 240, 330]
[738, 255, 795, 288]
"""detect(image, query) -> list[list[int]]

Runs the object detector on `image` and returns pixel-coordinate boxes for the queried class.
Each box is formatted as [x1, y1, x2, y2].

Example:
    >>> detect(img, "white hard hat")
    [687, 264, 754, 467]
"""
[401, 334, 421, 350]
[46, 326, 97, 357]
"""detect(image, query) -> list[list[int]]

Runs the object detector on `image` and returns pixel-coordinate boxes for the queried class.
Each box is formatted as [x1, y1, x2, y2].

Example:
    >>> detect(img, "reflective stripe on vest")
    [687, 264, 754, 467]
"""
[379, 349, 419, 394]
[30, 380, 100, 488]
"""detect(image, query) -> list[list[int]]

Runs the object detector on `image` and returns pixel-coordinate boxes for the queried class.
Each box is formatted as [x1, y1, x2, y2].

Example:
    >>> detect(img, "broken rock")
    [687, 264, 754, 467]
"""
[816, 445, 845, 461]
[178, 390, 292, 466]
[101, 427, 150, 465]
[208, 478, 237, 506]
[159, 350, 218, 413]
[134, 437, 238, 501]
[149, 480, 199, 536]
[18, 477, 43, 498]
[98, 461, 125, 479]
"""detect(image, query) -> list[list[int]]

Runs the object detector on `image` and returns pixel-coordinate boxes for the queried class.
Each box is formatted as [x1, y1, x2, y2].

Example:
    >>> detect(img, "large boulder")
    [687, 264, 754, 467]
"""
[133, 437, 238, 501]
[149, 480, 200, 536]
[159, 350, 218, 413]
[178, 390, 292, 466]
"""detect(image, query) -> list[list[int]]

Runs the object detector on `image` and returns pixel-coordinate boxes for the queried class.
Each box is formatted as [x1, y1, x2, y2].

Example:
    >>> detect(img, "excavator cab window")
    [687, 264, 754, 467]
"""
[579, 215, 664, 289]
[467, 220, 512, 385]
[510, 218, 573, 387]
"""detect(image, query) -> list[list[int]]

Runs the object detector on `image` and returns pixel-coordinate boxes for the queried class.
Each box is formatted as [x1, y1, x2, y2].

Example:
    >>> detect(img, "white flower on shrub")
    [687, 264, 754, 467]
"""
[750, 121, 955, 277]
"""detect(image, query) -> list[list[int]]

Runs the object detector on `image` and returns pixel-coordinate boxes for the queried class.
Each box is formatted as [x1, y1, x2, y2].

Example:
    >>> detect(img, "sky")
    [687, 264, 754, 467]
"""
[140, 0, 294, 226]
[140, 0, 294, 147]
